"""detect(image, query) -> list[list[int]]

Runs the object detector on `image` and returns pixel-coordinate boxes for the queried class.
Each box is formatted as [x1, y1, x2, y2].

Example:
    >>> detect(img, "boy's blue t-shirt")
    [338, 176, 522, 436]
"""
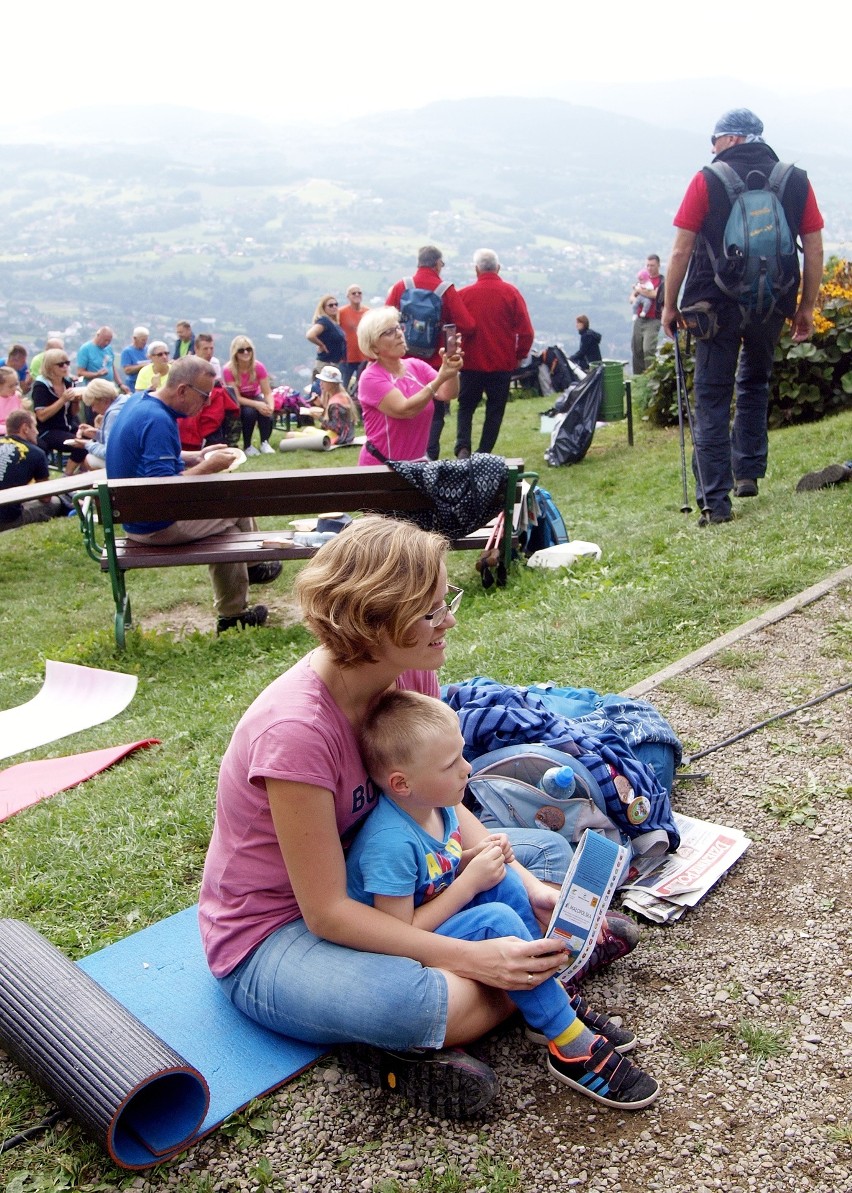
[346, 795, 463, 907]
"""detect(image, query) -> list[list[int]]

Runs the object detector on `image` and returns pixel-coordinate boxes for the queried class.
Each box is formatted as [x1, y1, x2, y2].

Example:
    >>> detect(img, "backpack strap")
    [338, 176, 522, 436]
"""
[434, 281, 451, 299]
[402, 277, 414, 290]
[767, 161, 795, 199]
[704, 159, 745, 202]
[364, 440, 390, 464]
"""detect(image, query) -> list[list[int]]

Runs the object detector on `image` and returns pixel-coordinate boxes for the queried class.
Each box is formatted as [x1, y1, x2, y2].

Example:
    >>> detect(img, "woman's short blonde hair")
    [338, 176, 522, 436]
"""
[360, 690, 458, 786]
[42, 348, 68, 376]
[357, 307, 402, 360]
[84, 379, 118, 404]
[295, 515, 448, 667]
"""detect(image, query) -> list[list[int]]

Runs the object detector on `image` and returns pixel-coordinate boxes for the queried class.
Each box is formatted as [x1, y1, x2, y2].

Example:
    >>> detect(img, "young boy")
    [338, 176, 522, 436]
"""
[347, 690, 659, 1109]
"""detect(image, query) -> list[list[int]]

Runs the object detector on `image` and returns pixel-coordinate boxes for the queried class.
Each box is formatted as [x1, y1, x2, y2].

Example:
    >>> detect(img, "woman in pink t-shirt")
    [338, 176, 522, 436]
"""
[222, 336, 275, 456]
[198, 516, 571, 1118]
[356, 307, 462, 465]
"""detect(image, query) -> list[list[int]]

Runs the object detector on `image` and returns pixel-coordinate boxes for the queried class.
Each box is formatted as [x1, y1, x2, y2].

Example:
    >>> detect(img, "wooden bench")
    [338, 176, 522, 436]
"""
[73, 460, 534, 649]
[0, 472, 99, 523]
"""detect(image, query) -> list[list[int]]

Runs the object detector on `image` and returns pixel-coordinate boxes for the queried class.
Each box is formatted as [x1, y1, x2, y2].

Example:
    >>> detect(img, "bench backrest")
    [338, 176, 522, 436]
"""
[99, 461, 526, 526]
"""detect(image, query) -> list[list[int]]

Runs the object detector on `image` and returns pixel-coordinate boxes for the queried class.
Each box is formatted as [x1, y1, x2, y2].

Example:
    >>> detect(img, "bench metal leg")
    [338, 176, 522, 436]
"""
[113, 592, 132, 651]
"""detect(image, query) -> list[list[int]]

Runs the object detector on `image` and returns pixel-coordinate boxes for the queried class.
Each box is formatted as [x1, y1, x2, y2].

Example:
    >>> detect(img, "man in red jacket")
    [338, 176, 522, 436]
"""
[387, 245, 475, 459]
[454, 249, 534, 457]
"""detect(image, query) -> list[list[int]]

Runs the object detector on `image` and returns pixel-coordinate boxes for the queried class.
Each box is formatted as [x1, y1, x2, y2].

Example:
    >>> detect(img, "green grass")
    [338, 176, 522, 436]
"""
[672, 1036, 725, 1070]
[0, 401, 850, 1187]
[736, 1020, 789, 1062]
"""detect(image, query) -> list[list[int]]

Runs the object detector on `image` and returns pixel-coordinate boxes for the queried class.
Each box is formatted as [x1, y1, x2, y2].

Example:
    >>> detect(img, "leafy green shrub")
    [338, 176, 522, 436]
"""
[642, 259, 852, 428]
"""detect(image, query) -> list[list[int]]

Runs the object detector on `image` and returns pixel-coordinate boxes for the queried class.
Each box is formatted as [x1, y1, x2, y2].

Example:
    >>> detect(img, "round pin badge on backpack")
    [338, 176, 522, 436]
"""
[626, 796, 651, 826]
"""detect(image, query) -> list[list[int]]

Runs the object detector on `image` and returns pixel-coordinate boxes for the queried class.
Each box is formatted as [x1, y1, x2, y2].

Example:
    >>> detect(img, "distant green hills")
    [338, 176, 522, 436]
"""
[1, 97, 847, 384]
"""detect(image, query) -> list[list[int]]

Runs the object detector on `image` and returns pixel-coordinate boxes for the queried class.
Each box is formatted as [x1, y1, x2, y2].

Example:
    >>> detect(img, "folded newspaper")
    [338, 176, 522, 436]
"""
[545, 829, 628, 980]
[618, 811, 751, 924]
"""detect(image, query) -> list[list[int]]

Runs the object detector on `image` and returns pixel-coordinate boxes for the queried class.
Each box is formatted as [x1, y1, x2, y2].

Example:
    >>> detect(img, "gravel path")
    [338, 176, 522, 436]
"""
[3, 580, 851, 1192]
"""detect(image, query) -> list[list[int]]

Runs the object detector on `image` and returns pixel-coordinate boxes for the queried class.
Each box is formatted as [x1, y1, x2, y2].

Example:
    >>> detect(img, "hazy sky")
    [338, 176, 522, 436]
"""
[12, 0, 851, 129]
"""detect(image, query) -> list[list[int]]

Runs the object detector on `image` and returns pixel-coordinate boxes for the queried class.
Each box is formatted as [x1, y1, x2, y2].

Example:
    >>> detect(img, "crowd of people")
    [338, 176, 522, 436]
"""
[1, 107, 832, 1129]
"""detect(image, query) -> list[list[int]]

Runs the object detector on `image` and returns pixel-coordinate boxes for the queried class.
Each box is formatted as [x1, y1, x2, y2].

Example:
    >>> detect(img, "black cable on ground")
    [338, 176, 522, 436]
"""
[0, 1109, 65, 1154]
[685, 680, 852, 764]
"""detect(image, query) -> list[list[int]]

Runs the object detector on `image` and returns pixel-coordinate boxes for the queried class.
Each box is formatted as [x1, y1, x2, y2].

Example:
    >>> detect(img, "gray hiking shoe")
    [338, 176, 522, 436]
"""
[336, 1043, 498, 1118]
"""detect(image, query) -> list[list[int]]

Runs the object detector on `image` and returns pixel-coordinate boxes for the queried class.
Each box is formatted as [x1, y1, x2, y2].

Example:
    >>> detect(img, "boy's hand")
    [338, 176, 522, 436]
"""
[462, 842, 506, 894]
[476, 832, 515, 864]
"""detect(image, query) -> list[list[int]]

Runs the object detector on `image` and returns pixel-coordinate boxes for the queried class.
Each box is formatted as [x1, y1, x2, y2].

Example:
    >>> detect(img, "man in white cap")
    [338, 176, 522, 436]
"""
[662, 108, 824, 525]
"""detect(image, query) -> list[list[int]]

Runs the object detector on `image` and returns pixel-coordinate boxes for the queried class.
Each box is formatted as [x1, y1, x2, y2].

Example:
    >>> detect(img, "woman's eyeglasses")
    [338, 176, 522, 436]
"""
[423, 585, 463, 626]
[237, 347, 253, 354]
[379, 324, 404, 338]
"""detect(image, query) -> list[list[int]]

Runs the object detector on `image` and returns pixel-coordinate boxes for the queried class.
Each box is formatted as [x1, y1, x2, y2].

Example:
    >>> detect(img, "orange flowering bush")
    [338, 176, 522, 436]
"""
[643, 259, 852, 427]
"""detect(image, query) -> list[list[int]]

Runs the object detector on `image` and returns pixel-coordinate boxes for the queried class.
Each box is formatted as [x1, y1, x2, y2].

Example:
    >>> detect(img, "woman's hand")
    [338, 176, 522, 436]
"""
[457, 934, 568, 990]
[435, 343, 464, 385]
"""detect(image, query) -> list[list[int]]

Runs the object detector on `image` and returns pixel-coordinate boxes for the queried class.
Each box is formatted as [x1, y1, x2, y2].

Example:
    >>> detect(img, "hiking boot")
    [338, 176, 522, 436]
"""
[568, 911, 640, 984]
[698, 510, 732, 527]
[247, 561, 282, 585]
[526, 993, 637, 1053]
[796, 463, 852, 492]
[216, 604, 268, 634]
[547, 1036, 659, 1109]
[336, 1043, 498, 1118]
[734, 479, 759, 497]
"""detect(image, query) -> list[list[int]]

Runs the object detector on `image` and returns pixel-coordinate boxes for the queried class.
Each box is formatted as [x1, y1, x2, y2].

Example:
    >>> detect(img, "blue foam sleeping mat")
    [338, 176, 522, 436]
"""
[78, 905, 327, 1141]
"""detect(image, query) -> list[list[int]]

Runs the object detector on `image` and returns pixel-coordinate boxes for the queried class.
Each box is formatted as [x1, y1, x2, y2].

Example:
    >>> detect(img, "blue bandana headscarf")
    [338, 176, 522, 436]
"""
[713, 108, 765, 142]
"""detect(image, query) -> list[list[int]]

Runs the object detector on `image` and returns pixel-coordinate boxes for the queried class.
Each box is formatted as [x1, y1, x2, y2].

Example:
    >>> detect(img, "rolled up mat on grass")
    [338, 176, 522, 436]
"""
[277, 430, 331, 451]
[0, 919, 209, 1170]
[0, 739, 161, 823]
[0, 661, 138, 763]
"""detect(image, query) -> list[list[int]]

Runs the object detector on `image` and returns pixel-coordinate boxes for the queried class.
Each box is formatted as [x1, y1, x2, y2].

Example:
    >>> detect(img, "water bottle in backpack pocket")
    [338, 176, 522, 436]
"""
[465, 744, 628, 850]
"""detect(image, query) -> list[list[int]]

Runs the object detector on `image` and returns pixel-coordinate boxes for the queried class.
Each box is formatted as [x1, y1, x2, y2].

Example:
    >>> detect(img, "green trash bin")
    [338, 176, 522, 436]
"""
[597, 360, 626, 421]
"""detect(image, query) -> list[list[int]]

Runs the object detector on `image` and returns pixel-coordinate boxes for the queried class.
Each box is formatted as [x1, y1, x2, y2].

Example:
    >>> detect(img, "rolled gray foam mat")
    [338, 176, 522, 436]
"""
[0, 918, 209, 1169]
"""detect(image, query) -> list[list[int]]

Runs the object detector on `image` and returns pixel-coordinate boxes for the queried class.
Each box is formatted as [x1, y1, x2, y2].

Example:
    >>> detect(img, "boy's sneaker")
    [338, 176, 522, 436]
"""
[547, 1036, 659, 1109]
[245, 444, 260, 457]
[336, 1043, 498, 1118]
[216, 604, 268, 634]
[259, 441, 275, 454]
[569, 911, 640, 984]
[526, 993, 637, 1053]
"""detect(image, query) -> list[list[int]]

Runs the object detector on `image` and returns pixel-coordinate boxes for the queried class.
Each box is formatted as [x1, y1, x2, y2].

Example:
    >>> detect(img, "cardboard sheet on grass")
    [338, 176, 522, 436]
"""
[0, 660, 138, 762]
[0, 740, 160, 822]
[78, 906, 326, 1161]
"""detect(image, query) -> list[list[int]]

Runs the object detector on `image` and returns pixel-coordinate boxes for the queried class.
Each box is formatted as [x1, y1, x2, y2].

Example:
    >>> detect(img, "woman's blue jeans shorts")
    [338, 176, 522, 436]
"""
[218, 829, 571, 1051]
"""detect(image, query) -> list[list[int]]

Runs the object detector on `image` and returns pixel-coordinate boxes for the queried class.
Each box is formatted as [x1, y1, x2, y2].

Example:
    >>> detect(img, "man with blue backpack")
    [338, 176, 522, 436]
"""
[661, 108, 824, 526]
[387, 246, 475, 459]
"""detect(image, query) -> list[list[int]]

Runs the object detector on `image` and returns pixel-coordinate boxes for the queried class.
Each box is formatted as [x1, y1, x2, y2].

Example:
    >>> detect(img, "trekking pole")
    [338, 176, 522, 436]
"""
[673, 330, 711, 516]
[671, 328, 691, 513]
[681, 680, 852, 766]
